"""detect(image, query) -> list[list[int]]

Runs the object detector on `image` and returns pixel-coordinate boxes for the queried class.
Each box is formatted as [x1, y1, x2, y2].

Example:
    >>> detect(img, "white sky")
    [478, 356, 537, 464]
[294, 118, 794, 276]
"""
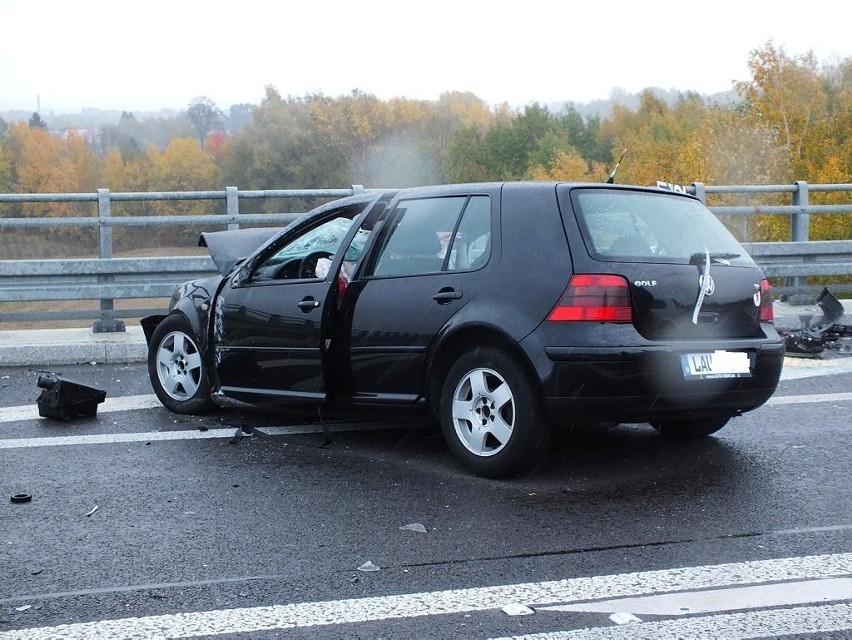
[0, 0, 849, 113]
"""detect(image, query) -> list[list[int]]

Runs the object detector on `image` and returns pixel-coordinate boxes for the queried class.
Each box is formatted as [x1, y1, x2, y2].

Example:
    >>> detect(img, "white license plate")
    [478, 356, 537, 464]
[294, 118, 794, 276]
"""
[681, 350, 752, 380]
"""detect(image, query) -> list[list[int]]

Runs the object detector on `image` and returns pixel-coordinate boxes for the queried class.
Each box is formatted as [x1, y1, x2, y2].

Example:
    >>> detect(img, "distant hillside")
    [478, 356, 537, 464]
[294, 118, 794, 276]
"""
[548, 87, 741, 118]
[0, 108, 182, 128]
[2, 88, 743, 129]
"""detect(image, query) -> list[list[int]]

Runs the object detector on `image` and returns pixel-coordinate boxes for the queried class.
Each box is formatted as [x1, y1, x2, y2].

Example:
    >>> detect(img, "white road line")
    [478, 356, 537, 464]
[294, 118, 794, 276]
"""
[1, 388, 851, 427]
[0, 428, 240, 449]
[538, 577, 852, 616]
[498, 603, 852, 640]
[0, 553, 849, 640]
[0, 394, 161, 424]
[0, 389, 850, 447]
[0, 422, 403, 449]
[765, 391, 852, 405]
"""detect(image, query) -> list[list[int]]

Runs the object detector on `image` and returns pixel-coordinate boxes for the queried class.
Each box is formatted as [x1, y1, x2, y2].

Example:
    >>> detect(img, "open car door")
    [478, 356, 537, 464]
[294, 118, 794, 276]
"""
[211, 199, 374, 405]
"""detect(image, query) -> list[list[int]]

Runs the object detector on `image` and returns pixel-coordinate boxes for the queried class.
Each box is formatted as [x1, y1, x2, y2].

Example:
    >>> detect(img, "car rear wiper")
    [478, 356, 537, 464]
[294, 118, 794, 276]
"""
[689, 251, 740, 266]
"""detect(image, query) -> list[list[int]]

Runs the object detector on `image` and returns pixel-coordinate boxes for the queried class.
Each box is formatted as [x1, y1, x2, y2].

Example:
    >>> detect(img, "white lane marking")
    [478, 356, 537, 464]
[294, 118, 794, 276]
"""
[0, 428, 241, 449]
[765, 391, 852, 406]
[1, 388, 852, 428]
[498, 603, 852, 640]
[0, 553, 849, 640]
[0, 394, 161, 424]
[538, 577, 852, 616]
[0, 388, 849, 447]
[0, 423, 403, 449]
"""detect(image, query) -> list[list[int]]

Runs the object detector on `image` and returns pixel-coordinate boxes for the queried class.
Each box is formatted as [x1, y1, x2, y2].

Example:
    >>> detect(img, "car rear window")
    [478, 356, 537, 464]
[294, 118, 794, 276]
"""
[567, 188, 750, 264]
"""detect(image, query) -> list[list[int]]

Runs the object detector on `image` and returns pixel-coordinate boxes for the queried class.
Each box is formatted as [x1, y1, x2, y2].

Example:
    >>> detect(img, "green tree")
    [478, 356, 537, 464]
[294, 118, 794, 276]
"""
[184, 96, 224, 148]
[227, 103, 255, 133]
[221, 87, 347, 203]
[28, 112, 47, 130]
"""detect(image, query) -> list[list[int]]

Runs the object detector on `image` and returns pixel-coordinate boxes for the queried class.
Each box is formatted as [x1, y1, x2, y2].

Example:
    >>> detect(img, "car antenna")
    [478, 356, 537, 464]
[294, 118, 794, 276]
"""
[605, 149, 627, 184]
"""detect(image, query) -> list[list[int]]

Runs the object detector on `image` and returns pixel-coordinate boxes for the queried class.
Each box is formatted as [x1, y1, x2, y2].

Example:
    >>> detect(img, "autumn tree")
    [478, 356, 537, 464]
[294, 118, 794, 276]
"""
[736, 42, 828, 178]
[528, 148, 609, 182]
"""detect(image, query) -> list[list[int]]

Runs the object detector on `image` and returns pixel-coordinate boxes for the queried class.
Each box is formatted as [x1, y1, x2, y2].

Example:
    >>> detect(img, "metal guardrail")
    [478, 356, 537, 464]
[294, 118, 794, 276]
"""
[1, 182, 852, 328]
[0, 186, 365, 328]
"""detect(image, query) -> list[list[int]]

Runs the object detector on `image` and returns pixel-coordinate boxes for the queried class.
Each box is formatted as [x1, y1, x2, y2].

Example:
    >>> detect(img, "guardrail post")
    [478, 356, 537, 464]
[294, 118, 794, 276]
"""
[691, 182, 706, 204]
[792, 181, 810, 241]
[789, 181, 810, 293]
[226, 186, 239, 230]
[94, 189, 125, 333]
[352, 184, 365, 195]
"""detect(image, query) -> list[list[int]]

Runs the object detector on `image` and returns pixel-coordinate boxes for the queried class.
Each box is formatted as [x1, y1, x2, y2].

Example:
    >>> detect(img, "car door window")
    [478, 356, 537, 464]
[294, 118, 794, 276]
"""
[367, 195, 490, 277]
[252, 215, 356, 282]
[447, 196, 491, 271]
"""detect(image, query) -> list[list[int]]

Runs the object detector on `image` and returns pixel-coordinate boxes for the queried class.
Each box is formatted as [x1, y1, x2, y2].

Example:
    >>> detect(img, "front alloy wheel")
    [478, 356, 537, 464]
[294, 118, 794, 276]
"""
[147, 314, 215, 414]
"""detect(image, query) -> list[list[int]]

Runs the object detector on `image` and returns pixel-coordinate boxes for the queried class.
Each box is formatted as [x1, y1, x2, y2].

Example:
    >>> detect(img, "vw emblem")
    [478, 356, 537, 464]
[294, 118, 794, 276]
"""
[699, 274, 715, 296]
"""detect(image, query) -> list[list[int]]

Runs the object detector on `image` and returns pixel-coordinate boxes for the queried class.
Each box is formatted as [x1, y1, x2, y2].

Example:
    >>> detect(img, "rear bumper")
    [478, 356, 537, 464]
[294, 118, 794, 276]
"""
[532, 340, 785, 425]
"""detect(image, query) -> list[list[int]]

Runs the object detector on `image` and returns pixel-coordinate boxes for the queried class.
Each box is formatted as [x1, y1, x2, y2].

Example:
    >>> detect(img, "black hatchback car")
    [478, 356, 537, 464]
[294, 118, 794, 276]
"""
[143, 183, 784, 477]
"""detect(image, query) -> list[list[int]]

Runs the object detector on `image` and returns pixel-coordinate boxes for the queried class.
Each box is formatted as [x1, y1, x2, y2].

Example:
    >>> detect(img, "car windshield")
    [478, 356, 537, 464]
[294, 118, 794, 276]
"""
[570, 189, 747, 263]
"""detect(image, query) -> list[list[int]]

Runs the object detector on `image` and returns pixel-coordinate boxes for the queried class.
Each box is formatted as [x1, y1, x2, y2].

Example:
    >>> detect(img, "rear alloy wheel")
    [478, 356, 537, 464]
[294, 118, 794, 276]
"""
[651, 415, 731, 439]
[440, 347, 551, 478]
[148, 314, 215, 414]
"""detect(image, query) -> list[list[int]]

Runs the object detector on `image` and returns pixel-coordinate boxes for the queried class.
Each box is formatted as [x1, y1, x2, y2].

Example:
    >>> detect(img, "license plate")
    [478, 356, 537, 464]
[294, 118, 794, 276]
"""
[681, 350, 751, 380]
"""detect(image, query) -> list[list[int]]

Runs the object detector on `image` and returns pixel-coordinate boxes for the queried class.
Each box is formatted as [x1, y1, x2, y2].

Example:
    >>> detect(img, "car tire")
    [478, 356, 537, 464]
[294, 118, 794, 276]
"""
[440, 346, 552, 478]
[148, 314, 216, 415]
[651, 415, 731, 439]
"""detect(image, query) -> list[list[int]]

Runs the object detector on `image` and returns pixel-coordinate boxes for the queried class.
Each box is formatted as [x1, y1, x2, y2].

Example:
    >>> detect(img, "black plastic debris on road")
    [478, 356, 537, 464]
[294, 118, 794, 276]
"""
[781, 288, 852, 357]
[36, 372, 107, 421]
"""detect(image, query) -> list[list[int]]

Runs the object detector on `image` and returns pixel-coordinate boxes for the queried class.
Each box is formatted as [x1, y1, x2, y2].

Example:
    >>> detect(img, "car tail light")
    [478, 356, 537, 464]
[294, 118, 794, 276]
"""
[547, 274, 632, 322]
[759, 278, 774, 322]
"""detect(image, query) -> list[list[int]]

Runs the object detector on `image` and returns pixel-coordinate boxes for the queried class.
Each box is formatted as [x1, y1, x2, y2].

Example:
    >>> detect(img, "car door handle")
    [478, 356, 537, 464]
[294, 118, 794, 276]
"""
[298, 297, 320, 312]
[433, 288, 463, 304]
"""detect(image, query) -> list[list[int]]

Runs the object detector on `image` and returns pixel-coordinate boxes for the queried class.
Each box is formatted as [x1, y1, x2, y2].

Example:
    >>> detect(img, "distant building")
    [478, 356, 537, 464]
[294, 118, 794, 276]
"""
[61, 128, 102, 147]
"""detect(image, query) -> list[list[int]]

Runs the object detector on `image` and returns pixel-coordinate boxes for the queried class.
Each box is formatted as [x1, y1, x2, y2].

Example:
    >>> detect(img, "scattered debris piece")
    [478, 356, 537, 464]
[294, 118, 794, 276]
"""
[30, 568, 43, 576]
[399, 523, 428, 533]
[10, 494, 32, 504]
[780, 288, 849, 357]
[35, 372, 106, 420]
[502, 603, 535, 617]
[14, 605, 31, 612]
[609, 612, 642, 625]
[86, 505, 99, 517]
[229, 427, 246, 444]
[199, 426, 209, 432]
[357, 561, 380, 572]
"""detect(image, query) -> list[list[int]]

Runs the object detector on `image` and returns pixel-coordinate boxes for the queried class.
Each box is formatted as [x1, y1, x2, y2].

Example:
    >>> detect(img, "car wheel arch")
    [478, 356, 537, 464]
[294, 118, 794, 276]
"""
[426, 325, 538, 416]
[169, 299, 209, 353]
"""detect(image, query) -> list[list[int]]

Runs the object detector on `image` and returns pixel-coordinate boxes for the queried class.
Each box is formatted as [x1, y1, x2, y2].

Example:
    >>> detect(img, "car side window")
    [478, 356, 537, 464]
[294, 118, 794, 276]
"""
[447, 196, 491, 271]
[367, 195, 490, 277]
[252, 215, 356, 282]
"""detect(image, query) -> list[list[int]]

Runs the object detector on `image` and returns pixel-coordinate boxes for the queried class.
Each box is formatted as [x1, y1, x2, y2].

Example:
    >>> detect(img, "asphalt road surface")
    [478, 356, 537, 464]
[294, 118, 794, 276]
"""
[1, 358, 851, 639]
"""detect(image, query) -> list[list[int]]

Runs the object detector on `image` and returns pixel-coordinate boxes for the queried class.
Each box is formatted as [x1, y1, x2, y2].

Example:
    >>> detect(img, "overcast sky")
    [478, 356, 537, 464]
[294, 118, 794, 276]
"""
[0, 0, 848, 114]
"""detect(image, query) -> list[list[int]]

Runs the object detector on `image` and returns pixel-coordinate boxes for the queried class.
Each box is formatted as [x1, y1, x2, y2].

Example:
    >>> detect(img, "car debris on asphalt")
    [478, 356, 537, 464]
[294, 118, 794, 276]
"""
[35, 372, 106, 420]
[779, 288, 852, 357]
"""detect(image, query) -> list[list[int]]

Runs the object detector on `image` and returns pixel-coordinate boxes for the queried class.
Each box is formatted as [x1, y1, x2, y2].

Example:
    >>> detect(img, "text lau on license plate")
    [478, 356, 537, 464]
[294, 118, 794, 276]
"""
[681, 350, 751, 380]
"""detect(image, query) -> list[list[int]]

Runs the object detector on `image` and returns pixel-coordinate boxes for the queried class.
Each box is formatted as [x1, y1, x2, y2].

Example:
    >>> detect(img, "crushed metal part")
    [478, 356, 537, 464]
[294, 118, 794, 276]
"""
[779, 289, 851, 357]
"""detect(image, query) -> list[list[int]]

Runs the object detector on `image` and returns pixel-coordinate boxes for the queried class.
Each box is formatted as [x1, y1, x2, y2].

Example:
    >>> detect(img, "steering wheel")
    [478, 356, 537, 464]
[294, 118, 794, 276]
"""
[298, 251, 334, 279]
